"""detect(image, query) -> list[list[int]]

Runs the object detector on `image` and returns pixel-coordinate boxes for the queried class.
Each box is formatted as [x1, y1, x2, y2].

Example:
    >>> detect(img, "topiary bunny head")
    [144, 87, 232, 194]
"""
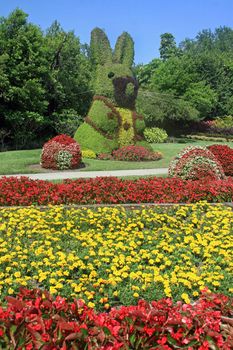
[90, 28, 138, 109]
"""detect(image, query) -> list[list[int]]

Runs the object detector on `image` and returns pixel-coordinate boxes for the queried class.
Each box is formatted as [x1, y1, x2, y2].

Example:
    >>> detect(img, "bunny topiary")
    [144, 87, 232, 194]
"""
[74, 28, 149, 154]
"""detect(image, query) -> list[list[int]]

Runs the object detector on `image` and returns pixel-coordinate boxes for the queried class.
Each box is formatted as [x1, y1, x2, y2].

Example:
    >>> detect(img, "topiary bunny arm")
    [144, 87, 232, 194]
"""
[85, 96, 121, 139]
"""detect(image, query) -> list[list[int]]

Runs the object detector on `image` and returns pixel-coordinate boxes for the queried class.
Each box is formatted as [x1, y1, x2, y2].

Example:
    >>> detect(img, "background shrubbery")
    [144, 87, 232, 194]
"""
[143, 127, 168, 143]
[1, 9, 233, 150]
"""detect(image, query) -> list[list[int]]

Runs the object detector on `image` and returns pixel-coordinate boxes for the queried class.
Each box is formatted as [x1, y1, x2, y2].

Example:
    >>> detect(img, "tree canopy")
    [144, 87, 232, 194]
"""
[0, 9, 92, 149]
[136, 26, 233, 129]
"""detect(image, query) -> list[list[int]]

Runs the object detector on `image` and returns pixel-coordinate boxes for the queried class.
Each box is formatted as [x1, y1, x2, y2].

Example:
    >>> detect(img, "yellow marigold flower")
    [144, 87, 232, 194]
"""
[181, 293, 190, 304]
[132, 285, 140, 291]
[87, 302, 95, 308]
[212, 281, 220, 286]
[14, 271, 21, 278]
[49, 286, 57, 294]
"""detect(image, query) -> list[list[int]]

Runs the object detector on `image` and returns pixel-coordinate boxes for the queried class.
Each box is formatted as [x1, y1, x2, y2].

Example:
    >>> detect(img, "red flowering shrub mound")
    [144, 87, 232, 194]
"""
[1, 176, 233, 206]
[207, 144, 233, 176]
[0, 288, 232, 349]
[169, 146, 225, 180]
[41, 134, 82, 170]
[112, 145, 162, 161]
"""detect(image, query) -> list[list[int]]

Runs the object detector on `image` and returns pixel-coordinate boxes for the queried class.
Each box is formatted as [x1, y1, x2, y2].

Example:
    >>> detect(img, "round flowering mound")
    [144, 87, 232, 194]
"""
[112, 145, 163, 161]
[169, 146, 225, 180]
[207, 144, 233, 176]
[41, 134, 81, 170]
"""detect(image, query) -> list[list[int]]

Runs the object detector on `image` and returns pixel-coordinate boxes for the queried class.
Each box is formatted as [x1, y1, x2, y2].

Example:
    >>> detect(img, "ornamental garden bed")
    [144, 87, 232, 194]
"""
[0, 145, 233, 348]
[0, 176, 233, 206]
[0, 203, 232, 348]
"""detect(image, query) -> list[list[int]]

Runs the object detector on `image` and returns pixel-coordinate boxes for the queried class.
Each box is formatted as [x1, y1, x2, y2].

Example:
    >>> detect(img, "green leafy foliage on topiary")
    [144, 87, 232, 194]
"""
[88, 99, 118, 135]
[134, 117, 146, 135]
[74, 28, 149, 154]
[74, 122, 117, 154]
[144, 127, 168, 143]
[113, 32, 134, 67]
[117, 107, 135, 147]
[95, 64, 132, 99]
[90, 27, 112, 66]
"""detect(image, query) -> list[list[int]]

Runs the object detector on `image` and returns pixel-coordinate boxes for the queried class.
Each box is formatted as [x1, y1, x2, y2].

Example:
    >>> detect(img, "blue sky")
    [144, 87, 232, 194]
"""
[1, 0, 233, 64]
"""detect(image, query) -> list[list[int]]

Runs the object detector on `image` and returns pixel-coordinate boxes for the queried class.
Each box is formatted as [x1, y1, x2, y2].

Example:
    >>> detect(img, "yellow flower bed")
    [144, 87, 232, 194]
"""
[0, 203, 232, 309]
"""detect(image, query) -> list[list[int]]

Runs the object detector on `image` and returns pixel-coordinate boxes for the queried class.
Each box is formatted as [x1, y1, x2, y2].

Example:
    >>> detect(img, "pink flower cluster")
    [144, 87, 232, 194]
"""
[168, 146, 225, 180]
[41, 134, 81, 170]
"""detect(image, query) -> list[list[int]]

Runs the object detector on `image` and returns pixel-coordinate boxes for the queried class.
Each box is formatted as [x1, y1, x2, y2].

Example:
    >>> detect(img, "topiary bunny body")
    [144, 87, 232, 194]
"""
[74, 28, 148, 154]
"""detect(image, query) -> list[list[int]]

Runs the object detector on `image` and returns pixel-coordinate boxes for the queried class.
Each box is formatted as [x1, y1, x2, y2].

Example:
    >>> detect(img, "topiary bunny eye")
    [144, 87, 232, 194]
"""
[108, 72, 115, 79]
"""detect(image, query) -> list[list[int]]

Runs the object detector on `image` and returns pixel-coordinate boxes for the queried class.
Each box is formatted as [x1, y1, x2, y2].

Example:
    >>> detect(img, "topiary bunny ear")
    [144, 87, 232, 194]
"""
[113, 32, 134, 67]
[90, 27, 112, 65]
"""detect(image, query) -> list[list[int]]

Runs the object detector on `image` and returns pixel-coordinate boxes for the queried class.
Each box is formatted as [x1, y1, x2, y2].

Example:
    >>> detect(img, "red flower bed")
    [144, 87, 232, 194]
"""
[0, 176, 233, 206]
[0, 288, 232, 349]
[112, 145, 162, 161]
[98, 153, 114, 160]
[207, 144, 233, 176]
[41, 134, 81, 170]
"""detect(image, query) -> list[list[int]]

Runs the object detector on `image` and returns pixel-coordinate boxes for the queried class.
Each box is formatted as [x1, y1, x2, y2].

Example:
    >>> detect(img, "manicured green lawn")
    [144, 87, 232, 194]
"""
[0, 140, 232, 175]
[0, 149, 42, 175]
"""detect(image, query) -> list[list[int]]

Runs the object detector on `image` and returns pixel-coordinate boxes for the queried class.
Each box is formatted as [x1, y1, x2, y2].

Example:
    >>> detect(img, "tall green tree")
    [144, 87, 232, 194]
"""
[134, 59, 161, 88]
[150, 55, 198, 95]
[159, 33, 178, 61]
[0, 9, 48, 147]
[45, 21, 92, 118]
[184, 82, 217, 118]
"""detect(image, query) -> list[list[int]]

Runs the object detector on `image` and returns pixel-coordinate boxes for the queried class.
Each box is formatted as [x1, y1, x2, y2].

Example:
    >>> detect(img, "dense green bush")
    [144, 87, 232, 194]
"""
[144, 127, 168, 143]
[134, 117, 146, 135]
[52, 109, 83, 137]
